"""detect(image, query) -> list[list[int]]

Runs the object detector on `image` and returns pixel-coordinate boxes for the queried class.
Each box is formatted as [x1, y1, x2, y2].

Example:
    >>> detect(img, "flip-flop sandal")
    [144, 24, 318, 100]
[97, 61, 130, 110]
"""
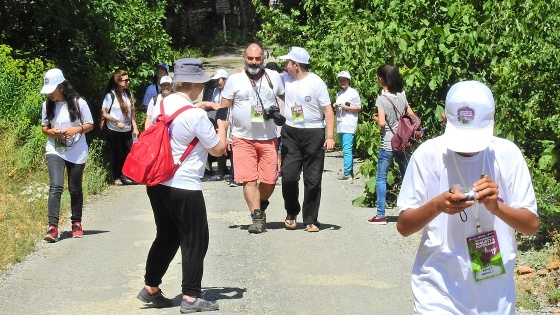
[284, 218, 297, 230]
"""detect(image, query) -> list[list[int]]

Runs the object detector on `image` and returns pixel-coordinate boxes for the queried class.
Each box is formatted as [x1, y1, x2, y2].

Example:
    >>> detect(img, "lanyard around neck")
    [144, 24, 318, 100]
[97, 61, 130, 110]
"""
[452, 151, 486, 233]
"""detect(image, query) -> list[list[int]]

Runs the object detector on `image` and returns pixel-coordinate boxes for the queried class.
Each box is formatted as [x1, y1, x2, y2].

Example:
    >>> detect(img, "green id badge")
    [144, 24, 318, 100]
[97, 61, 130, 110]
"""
[251, 104, 264, 122]
[291, 102, 305, 123]
[466, 230, 505, 282]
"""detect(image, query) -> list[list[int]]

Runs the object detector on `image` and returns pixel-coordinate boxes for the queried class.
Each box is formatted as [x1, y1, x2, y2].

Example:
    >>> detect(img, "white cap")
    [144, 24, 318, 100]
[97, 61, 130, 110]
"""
[40, 68, 65, 94]
[159, 75, 172, 85]
[337, 71, 351, 80]
[279, 47, 310, 64]
[211, 69, 229, 80]
[444, 80, 495, 153]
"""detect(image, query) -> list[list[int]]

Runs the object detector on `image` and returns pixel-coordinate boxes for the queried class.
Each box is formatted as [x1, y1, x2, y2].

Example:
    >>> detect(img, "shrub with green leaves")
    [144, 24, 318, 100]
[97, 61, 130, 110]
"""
[255, 0, 560, 245]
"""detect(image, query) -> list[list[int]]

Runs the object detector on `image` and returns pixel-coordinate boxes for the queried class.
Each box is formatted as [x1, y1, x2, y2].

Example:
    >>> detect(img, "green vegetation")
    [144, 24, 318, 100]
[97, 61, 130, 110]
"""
[254, 0, 560, 242]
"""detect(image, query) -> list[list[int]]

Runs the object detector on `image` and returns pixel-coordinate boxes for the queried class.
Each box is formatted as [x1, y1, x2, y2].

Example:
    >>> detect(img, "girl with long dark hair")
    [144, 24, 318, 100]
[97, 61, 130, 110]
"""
[101, 69, 139, 185]
[40, 68, 94, 242]
[369, 64, 417, 225]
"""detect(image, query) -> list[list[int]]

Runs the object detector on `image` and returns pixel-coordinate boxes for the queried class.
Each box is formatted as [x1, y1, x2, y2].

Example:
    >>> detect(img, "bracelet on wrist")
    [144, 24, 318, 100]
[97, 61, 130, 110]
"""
[79, 125, 84, 134]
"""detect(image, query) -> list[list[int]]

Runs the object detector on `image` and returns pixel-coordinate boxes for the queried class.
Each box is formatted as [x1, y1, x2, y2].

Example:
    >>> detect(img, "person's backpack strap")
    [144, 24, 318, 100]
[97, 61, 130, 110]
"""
[382, 95, 403, 137]
[108, 90, 115, 113]
[158, 98, 200, 165]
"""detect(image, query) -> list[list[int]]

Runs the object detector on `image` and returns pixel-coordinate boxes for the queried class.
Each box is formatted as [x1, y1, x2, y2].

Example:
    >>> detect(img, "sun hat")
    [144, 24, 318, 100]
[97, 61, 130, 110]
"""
[279, 47, 310, 64]
[172, 58, 210, 84]
[211, 69, 229, 80]
[443, 80, 495, 153]
[337, 71, 351, 80]
[156, 62, 169, 73]
[40, 68, 65, 94]
[159, 75, 172, 85]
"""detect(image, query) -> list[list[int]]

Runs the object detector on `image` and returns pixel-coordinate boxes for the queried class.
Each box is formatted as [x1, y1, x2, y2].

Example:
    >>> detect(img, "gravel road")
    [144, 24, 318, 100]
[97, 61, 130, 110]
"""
[0, 152, 420, 314]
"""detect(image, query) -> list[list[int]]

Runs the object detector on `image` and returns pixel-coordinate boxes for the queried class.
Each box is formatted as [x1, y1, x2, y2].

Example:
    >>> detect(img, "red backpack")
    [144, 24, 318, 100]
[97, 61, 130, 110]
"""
[384, 96, 423, 152]
[122, 99, 199, 186]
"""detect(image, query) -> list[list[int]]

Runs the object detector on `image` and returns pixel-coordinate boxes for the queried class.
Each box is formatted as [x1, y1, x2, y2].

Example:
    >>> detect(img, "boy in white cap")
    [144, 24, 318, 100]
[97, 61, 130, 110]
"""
[396, 80, 539, 314]
[332, 70, 361, 181]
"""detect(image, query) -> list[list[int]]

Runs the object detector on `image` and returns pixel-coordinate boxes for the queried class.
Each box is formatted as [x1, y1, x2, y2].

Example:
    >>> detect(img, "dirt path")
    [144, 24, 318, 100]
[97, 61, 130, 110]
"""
[0, 152, 419, 314]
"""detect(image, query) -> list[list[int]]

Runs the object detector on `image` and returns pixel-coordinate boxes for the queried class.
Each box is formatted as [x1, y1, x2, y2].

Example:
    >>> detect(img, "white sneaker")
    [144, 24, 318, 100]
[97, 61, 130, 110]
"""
[338, 175, 353, 181]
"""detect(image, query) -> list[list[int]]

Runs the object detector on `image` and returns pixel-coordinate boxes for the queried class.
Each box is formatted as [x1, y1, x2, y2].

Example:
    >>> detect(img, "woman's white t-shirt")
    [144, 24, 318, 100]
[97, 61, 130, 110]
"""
[150, 93, 220, 191]
[102, 90, 133, 132]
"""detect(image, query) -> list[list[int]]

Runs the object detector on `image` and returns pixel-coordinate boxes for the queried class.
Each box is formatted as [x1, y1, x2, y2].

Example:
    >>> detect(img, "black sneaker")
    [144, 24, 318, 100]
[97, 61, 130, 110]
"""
[137, 287, 173, 308]
[180, 298, 219, 313]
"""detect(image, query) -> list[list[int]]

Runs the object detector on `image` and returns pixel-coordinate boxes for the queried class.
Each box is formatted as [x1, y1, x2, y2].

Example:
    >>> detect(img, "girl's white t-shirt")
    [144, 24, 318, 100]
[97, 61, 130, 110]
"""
[42, 97, 93, 164]
[335, 87, 361, 134]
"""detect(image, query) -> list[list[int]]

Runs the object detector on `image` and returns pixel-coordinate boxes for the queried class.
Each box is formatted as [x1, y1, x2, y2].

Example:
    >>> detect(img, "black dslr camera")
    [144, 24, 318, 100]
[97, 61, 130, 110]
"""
[263, 105, 286, 126]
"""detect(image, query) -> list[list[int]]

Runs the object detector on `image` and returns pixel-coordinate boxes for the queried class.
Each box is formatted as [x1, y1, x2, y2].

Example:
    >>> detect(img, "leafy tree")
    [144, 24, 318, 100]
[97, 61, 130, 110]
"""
[253, 0, 560, 223]
[0, 0, 173, 107]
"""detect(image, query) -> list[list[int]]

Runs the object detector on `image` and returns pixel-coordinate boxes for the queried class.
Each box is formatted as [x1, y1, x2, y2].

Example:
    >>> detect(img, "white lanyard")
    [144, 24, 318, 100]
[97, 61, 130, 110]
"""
[452, 151, 486, 233]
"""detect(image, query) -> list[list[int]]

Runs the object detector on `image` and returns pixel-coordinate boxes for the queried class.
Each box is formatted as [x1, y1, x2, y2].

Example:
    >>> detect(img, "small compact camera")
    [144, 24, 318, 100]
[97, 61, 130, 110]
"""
[263, 105, 286, 126]
[460, 191, 476, 202]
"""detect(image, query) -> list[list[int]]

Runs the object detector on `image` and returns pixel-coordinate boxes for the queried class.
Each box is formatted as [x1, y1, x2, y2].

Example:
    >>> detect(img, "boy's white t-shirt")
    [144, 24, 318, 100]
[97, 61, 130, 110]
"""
[42, 97, 93, 164]
[221, 69, 284, 140]
[281, 72, 331, 129]
[397, 136, 537, 314]
[150, 93, 220, 190]
[335, 87, 361, 134]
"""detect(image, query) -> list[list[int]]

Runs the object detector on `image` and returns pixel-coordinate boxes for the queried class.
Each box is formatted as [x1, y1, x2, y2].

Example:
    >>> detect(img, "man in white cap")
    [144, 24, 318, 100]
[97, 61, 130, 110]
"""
[333, 70, 361, 181]
[396, 80, 539, 314]
[220, 42, 285, 234]
[278, 46, 335, 232]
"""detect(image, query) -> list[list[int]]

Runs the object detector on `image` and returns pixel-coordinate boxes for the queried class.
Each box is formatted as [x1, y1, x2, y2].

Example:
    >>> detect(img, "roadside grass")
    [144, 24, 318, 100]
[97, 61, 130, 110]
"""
[0, 130, 109, 272]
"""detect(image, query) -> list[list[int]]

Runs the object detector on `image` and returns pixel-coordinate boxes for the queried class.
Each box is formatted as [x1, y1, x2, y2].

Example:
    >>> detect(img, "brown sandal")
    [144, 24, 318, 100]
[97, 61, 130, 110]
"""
[284, 216, 297, 230]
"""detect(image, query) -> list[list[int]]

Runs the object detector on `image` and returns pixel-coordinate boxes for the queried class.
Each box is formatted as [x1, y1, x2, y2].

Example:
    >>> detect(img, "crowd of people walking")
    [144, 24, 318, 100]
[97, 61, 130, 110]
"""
[38, 41, 539, 314]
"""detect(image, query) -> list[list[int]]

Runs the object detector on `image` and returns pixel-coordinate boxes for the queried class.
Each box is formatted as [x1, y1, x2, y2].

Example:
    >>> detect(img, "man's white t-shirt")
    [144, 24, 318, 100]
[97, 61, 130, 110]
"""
[102, 90, 133, 132]
[221, 69, 284, 140]
[281, 72, 331, 129]
[150, 93, 220, 191]
[335, 87, 361, 134]
[42, 98, 93, 164]
[397, 136, 537, 315]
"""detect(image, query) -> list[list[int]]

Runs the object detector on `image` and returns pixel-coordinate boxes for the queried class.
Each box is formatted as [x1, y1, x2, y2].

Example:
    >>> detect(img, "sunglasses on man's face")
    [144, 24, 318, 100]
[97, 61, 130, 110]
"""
[119, 78, 130, 83]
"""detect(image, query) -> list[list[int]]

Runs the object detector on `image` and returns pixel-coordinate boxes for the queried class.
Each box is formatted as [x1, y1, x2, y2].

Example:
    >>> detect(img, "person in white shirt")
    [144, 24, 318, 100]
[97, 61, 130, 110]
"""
[144, 75, 173, 129]
[278, 46, 335, 232]
[396, 80, 539, 314]
[332, 70, 361, 181]
[40, 68, 94, 242]
[101, 69, 139, 185]
[220, 42, 285, 234]
[137, 58, 227, 313]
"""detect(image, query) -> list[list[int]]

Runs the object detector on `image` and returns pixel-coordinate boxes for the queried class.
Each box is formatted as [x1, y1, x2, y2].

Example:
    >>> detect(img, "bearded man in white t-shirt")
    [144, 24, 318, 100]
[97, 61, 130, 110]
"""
[396, 80, 539, 314]
[278, 46, 335, 232]
[220, 42, 285, 234]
